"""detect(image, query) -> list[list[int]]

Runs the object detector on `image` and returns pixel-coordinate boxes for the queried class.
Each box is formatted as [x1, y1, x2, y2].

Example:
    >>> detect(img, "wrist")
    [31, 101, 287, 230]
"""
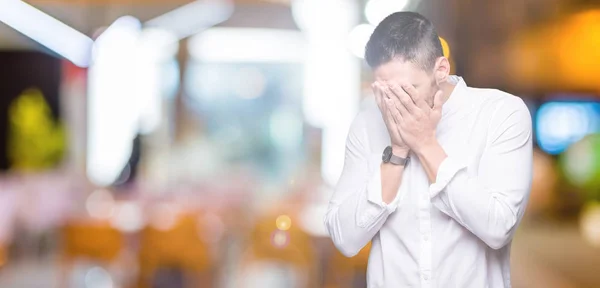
[414, 137, 440, 158]
[391, 145, 410, 157]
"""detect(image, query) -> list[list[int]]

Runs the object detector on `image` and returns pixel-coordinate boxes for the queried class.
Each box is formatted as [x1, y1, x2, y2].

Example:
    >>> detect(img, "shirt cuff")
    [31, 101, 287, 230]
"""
[366, 157, 401, 213]
[429, 155, 468, 199]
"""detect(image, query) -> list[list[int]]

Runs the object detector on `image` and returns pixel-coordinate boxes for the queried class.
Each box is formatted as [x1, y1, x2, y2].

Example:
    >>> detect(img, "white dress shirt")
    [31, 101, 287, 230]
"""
[325, 76, 532, 288]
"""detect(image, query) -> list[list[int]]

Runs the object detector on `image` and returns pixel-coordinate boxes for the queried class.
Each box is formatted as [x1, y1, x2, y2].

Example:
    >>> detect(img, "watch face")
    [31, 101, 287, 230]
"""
[382, 146, 392, 162]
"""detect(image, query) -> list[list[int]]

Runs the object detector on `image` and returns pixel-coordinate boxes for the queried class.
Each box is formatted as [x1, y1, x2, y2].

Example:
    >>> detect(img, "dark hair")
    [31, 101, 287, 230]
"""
[365, 12, 443, 70]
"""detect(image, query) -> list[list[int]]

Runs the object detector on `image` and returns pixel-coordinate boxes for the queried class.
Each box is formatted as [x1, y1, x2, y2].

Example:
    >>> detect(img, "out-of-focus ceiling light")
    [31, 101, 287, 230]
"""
[365, 0, 411, 26]
[188, 28, 306, 62]
[0, 0, 93, 67]
[348, 24, 375, 58]
[87, 16, 142, 187]
[145, 0, 234, 40]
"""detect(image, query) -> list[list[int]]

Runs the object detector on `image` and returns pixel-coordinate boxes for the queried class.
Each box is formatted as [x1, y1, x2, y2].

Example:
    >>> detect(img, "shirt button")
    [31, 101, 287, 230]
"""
[423, 235, 429, 241]
[423, 274, 429, 280]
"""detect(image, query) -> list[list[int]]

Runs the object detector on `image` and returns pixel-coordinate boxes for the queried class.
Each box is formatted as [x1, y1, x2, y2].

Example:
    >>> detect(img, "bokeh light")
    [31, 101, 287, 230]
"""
[149, 202, 178, 231]
[291, 0, 356, 33]
[110, 202, 144, 233]
[275, 215, 292, 231]
[536, 101, 600, 155]
[86, 189, 115, 219]
[348, 24, 375, 59]
[560, 134, 600, 196]
[84, 266, 113, 288]
[271, 230, 290, 249]
[580, 202, 600, 247]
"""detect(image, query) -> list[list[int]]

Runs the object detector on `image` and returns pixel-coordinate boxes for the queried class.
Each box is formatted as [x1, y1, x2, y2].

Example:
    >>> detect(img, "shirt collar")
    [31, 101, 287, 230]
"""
[441, 75, 468, 119]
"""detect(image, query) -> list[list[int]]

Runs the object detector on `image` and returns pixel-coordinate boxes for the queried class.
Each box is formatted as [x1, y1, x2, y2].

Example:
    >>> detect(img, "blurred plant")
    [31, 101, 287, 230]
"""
[560, 134, 600, 201]
[7, 88, 66, 171]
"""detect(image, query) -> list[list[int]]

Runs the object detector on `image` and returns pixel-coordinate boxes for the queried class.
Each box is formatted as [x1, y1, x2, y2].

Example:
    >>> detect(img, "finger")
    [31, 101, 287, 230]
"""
[401, 82, 429, 110]
[384, 97, 402, 123]
[381, 98, 397, 127]
[377, 84, 390, 112]
[390, 95, 409, 118]
[432, 89, 444, 112]
[387, 84, 416, 113]
[384, 89, 406, 116]
[378, 82, 391, 100]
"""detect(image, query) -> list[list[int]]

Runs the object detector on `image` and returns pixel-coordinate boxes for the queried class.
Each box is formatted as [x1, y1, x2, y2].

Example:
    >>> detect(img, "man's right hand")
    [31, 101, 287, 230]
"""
[372, 82, 410, 157]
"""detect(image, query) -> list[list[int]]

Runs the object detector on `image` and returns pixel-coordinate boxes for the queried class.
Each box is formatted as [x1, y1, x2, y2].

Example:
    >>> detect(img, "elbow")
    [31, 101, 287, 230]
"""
[324, 210, 364, 257]
[333, 240, 362, 257]
[481, 220, 518, 250]
[480, 194, 524, 250]
[484, 235, 511, 250]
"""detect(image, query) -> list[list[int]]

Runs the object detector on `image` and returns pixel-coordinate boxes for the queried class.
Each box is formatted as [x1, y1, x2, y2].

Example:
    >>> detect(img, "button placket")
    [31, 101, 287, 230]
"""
[417, 162, 433, 287]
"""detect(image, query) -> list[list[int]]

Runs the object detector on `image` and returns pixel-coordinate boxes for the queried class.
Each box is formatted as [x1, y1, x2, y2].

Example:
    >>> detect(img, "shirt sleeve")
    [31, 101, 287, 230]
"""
[429, 98, 533, 250]
[324, 111, 402, 257]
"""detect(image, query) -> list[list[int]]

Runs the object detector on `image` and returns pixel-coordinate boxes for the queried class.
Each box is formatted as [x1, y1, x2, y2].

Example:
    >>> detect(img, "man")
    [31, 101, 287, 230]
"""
[324, 11, 532, 288]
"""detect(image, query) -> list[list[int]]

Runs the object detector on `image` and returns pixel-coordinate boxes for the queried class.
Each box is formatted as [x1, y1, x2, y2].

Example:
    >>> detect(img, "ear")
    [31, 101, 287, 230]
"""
[433, 57, 450, 85]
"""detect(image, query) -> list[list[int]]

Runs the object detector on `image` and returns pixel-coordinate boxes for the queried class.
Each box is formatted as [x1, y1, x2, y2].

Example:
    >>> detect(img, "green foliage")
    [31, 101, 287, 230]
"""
[7, 88, 66, 171]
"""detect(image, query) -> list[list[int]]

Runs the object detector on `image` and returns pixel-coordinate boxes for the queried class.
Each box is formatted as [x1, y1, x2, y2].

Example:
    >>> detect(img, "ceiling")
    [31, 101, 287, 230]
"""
[0, 0, 296, 50]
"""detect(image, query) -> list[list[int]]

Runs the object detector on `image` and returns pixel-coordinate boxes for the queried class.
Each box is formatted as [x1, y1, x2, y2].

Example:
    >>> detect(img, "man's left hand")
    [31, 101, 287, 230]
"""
[386, 82, 444, 154]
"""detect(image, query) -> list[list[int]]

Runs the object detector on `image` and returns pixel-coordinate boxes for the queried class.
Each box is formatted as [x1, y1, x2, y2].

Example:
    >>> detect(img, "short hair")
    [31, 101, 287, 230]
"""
[365, 12, 444, 71]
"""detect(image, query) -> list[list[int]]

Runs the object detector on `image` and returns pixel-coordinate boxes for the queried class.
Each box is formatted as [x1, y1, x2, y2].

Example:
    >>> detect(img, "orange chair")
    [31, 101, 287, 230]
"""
[60, 220, 125, 286]
[62, 221, 123, 262]
[136, 213, 213, 288]
[0, 243, 7, 269]
[238, 211, 318, 288]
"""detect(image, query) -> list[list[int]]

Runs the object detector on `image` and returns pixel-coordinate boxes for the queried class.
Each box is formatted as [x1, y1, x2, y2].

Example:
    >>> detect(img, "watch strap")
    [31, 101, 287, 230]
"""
[389, 153, 410, 166]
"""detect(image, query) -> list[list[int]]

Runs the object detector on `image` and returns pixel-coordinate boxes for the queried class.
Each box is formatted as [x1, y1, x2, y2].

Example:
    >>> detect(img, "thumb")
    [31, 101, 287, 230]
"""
[432, 90, 444, 111]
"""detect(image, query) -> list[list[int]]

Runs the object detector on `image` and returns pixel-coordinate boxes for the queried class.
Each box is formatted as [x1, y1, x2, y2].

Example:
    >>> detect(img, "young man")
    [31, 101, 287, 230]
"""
[324, 11, 532, 287]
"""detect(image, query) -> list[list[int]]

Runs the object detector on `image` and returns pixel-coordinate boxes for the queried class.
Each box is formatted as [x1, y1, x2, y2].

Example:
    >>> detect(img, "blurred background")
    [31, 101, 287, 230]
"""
[0, 0, 599, 287]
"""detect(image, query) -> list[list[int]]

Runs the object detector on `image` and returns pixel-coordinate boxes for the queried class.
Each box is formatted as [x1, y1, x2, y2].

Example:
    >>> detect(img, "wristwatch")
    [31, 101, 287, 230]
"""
[382, 146, 410, 166]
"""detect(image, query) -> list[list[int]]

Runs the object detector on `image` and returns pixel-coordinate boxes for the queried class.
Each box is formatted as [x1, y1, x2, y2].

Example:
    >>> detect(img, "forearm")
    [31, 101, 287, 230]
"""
[381, 146, 409, 203]
[327, 146, 404, 257]
[414, 139, 447, 183]
[428, 168, 525, 249]
[414, 138, 516, 248]
[420, 132, 532, 249]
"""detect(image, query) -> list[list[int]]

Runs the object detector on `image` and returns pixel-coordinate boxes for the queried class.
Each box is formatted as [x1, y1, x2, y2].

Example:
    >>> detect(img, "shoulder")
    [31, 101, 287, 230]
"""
[469, 87, 531, 123]
[469, 88, 532, 139]
[469, 87, 528, 113]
